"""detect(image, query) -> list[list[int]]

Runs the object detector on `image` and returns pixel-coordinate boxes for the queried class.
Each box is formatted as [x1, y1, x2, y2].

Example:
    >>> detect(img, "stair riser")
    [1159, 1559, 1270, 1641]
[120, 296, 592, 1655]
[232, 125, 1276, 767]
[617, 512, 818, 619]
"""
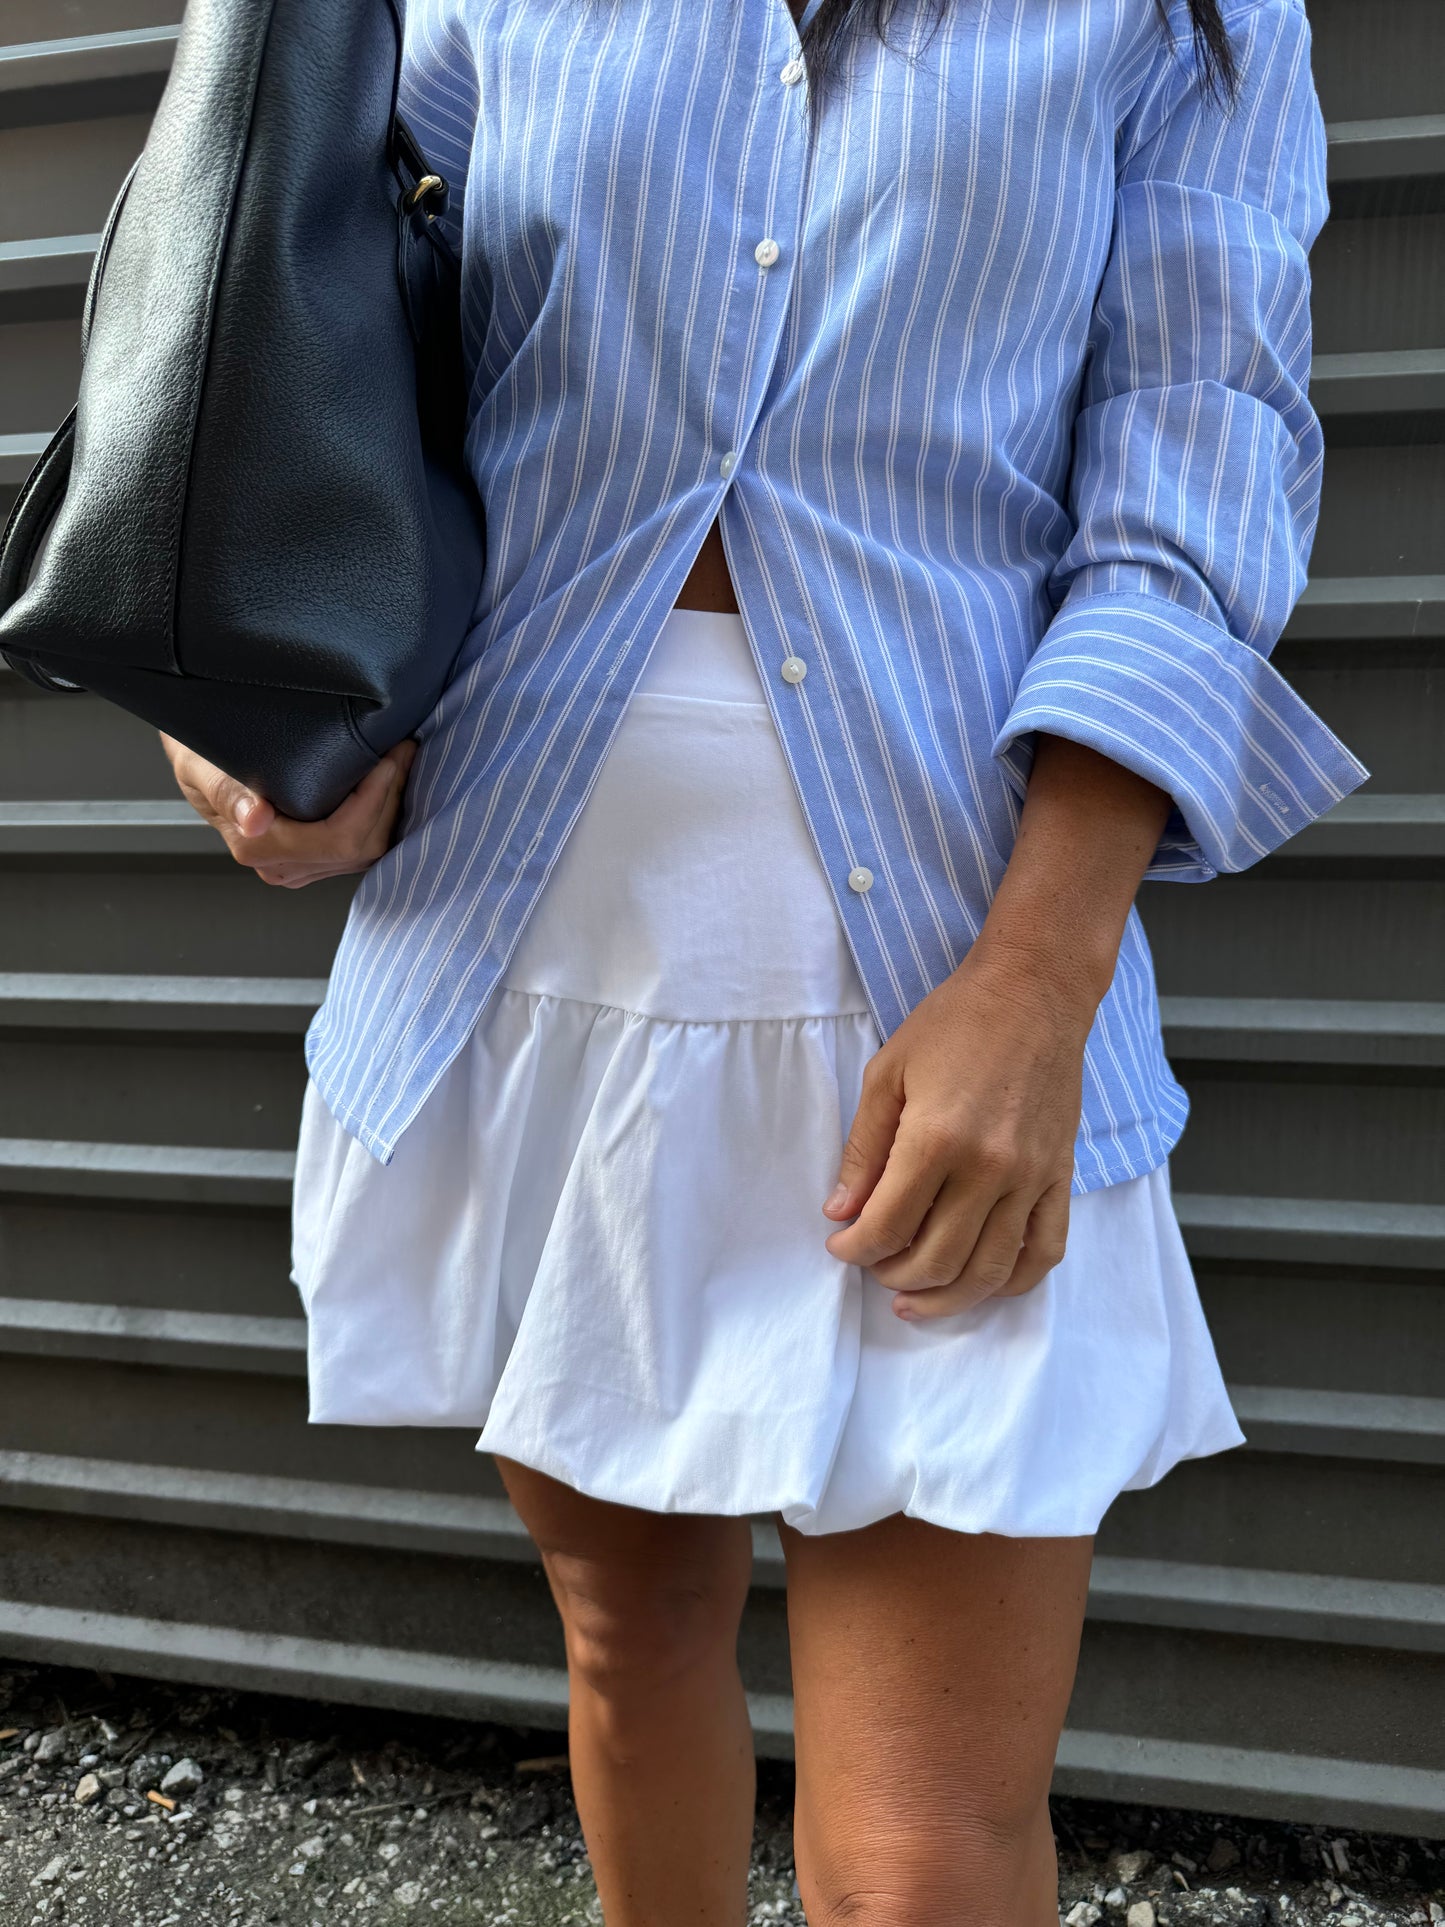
[1142, 877, 1445, 1000]
[0, 862, 353, 975]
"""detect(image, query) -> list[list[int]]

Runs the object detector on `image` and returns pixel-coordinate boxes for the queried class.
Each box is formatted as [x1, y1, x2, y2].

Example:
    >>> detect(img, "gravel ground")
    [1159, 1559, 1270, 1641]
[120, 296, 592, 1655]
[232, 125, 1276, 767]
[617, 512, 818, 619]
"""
[1, 1661, 1441, 1927]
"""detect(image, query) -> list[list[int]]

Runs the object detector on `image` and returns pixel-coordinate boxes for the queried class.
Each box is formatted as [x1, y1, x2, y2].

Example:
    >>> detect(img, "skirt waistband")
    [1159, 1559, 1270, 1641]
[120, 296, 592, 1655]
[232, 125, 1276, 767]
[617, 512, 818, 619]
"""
[634, 606, 767, 706]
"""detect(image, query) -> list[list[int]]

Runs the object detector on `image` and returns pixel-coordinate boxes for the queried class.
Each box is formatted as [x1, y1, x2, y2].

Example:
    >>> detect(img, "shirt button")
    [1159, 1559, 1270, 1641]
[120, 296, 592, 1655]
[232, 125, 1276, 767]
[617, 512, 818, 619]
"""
[754, 237, 780, 268]
[780, 56, 805, 85]
[780, 655, 807, 684]
[847, 866, 874, 894]
[719, 450, 737, 480]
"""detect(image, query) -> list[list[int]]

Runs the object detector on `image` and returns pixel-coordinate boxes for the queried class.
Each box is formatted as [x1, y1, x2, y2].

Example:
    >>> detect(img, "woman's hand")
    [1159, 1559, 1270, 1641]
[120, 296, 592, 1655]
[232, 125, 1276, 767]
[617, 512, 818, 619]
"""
[821, 943, 1091, 1319]
[158, 733, 419, 887]
[822, 729, 1178, 1321]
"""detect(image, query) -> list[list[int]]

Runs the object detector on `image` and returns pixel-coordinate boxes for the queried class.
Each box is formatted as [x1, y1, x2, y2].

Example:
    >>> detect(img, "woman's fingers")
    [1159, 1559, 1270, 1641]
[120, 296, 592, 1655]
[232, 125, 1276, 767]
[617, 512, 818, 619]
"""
[823, 1106, 965, 1269]
[324, 738, 416, 847]
[879, 1178, 1073, 1320]
[822, 1049, 904, 1226]
[160, 733, 274, 838]
[160, 730, 418, 885]
[885, 1186, 1035, 1319]
[1001, 1180, 1072, 1296]
[864, 1164, 1002, 1295]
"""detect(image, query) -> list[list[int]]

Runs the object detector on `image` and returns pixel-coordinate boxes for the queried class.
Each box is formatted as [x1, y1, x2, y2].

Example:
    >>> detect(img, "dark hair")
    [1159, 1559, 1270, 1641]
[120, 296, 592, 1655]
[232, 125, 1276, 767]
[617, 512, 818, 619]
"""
[580, 2, 1243, 140]
[797, 0, 1242, 133]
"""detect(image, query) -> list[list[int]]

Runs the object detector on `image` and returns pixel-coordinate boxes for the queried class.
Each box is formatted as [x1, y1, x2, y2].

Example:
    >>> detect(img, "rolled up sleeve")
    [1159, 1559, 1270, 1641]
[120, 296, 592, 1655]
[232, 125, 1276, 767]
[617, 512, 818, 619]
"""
[991, 0, 1370, 882]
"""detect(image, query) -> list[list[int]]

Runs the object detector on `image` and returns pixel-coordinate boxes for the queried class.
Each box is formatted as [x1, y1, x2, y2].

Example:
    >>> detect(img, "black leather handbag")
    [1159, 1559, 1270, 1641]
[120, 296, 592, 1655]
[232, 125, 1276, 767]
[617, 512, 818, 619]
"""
[0, 0, 485, 822]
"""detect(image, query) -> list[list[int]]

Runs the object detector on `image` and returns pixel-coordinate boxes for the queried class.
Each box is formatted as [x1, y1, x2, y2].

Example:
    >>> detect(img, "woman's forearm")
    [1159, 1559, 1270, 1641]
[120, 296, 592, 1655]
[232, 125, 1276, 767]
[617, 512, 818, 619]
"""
[968, 731, 1176, 1013]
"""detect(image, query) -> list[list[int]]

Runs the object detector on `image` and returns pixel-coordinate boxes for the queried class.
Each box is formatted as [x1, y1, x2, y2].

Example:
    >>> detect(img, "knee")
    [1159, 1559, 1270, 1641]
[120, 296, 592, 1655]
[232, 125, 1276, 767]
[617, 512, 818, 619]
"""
[800, 1806, 1049, 1927]
[547, 1551, 747, 1703]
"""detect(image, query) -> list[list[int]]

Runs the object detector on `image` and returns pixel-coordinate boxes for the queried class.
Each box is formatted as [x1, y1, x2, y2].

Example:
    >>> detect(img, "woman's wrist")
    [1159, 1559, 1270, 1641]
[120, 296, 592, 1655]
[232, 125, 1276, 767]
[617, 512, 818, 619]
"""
[963, 730, 1176, 1016]
[961, 916, 1116, 1023]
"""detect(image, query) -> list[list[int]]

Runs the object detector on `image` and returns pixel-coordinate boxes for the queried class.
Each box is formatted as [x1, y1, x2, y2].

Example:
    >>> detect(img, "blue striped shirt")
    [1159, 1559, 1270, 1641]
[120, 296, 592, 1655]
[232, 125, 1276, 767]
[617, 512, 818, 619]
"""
[305, 0, 1371, 1190]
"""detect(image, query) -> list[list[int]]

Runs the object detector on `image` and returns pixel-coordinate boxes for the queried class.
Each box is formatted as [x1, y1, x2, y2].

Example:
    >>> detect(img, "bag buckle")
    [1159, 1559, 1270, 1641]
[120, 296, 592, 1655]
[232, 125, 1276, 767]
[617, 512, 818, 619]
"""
[401, 174, 447, 220]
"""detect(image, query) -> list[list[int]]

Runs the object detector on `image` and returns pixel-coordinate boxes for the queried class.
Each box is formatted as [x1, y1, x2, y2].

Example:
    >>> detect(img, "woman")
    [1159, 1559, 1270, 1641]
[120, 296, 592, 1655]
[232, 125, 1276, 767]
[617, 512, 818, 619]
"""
[162, 0, 1369, 1919]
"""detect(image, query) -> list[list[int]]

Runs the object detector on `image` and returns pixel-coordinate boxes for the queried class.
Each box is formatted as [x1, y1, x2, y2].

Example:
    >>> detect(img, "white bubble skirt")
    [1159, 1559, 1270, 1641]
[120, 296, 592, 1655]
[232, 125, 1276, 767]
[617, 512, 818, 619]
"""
[290, 605, 1247, 1538]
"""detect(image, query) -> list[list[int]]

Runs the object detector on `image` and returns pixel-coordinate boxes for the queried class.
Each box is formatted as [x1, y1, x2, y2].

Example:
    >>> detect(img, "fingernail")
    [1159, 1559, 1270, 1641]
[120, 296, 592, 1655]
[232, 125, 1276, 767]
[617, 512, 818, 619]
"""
[233, 796, 253, 830]
[825, 1181, 850, 1213]
[894, 1298, 919, 1321]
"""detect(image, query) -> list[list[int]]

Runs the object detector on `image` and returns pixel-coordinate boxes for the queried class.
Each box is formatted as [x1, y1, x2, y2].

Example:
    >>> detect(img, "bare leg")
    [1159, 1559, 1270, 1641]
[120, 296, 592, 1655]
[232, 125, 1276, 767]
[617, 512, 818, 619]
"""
[493, 1454, 757, 1926]
[779, 1509, 1093, 1927]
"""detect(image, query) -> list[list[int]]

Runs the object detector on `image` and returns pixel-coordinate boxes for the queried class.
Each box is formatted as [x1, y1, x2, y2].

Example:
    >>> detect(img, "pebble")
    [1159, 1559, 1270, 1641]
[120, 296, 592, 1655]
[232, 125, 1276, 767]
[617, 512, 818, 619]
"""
[1126, 1904, 1156, 1927]
[394, 1883, 422, 1907]
[159, 1760, 203, 1799]
[72, 1775, 102, 1807]
[1115, 1852, 1153, 1886]
[1066, 1904, 1103, 1926]
[33, 1855, 65, 1884]
[34, 1733, 68, 1765]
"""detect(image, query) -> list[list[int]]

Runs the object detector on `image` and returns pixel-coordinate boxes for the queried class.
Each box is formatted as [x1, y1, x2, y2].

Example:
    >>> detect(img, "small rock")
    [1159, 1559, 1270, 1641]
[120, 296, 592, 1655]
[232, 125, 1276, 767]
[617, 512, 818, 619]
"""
[159, 1759, 203, 1798]
[1114, 1853, 1152, 1887]
[222, 1788, 245, 1807]
[297, 1836, 325, 1859]
[1331, 1841, 1352, 1877]
[73, 1774, 102, 1806]
[34, 1856, 66, 1885]
[1427, 1907, 1444, 1926]
[378, 1842, 401, 1862]
[285, 1740, 336, 1782]
[1206, 1838, 1241, 1873]
[1125, 1905, 1155, 1927]
[1065, 1904, 1103, 1926]
[394, 1883, 423, 1908]
[97, 1767, 125, 1790]
[34, 1731, 68, 1764]
[1105, 1890, 1128, 1912]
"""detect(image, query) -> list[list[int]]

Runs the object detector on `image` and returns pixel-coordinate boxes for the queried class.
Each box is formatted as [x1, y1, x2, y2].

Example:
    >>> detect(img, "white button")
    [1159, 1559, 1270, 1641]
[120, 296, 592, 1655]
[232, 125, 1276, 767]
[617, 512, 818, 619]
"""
[847, 866, 874, 893]
[719, 450, 737, 479]
[780, 56, 805, 85]
[754, 237, 780, 268]
[780, 655, 807, 684]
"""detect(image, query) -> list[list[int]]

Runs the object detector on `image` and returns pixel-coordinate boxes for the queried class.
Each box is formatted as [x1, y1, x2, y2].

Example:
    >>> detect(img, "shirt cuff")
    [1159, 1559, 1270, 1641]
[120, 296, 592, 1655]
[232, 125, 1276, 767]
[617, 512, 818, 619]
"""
[990, 589, 1372, 882]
